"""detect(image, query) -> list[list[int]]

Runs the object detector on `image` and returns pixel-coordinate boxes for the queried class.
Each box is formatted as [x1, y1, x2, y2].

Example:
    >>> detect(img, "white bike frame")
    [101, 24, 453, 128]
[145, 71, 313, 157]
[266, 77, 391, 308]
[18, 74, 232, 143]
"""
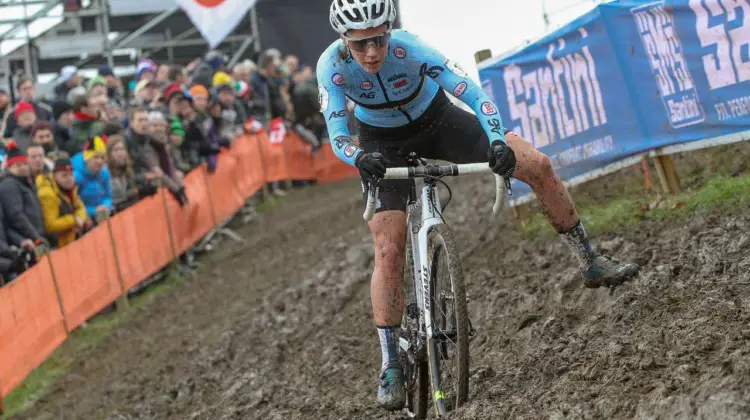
[363, 162, 506, 341]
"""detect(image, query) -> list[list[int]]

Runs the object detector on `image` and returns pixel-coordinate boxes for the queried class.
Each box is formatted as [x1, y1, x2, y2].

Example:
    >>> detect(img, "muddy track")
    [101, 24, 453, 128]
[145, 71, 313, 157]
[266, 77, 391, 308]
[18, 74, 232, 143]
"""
[17, 173, 750, 420]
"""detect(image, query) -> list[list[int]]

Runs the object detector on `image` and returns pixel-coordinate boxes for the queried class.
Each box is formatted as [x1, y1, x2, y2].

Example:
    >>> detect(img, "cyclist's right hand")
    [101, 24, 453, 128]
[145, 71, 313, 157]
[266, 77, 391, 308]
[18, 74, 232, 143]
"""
[355, 152, 387, 181]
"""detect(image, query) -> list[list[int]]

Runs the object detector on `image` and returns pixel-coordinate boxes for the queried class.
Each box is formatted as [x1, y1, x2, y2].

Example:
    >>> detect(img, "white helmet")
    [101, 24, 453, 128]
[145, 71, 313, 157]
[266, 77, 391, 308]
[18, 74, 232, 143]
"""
[329, 0, 397, 35]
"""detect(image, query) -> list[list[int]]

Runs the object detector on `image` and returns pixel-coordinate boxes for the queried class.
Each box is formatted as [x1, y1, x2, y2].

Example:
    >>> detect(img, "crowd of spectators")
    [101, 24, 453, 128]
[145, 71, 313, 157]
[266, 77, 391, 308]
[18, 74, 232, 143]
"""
[0, 47, 325, 285]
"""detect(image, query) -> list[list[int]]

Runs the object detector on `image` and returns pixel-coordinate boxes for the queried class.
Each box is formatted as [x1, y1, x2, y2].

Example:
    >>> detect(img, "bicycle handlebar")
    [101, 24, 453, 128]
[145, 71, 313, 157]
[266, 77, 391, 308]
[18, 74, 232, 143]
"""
[363, 162, 510, 221]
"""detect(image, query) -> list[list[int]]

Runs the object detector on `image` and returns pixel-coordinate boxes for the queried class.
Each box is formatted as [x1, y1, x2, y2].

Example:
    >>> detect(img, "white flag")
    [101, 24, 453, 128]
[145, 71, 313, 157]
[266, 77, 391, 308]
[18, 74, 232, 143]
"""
[176, 0, 258, 48]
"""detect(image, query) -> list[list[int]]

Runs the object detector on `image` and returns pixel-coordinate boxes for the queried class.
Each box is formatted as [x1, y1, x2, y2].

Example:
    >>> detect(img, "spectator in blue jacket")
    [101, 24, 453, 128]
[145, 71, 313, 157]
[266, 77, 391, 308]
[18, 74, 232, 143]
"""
[72, 135, 112, 221]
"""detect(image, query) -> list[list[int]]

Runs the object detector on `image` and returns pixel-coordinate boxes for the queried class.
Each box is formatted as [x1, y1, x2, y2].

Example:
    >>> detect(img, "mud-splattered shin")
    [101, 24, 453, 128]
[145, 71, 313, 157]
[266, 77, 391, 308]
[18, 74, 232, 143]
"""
[558, 220, 596, 269]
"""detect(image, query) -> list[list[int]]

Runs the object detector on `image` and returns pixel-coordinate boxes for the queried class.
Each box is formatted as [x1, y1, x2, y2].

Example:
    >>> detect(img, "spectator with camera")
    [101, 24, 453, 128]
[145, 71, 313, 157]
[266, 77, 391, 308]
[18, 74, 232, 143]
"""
[0, 204, 27, 284]
[0, 142, 46, 256]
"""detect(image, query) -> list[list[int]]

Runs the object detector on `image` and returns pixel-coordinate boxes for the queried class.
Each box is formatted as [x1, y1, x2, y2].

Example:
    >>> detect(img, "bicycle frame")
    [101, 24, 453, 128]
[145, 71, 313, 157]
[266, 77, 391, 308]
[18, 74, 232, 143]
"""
[364, 161, 506, 340]
[407, 178, 443, 342]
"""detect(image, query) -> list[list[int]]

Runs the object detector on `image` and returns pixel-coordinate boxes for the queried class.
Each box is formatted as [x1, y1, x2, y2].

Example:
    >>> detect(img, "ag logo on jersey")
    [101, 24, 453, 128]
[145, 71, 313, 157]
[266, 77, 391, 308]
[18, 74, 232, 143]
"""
[445, 59, 468, 78]
[318, 86, 329, 112]
[481, 101, 497, 115]
[360, 81, 373, 90]
[453, 82, 467, 97]
[332, 73, 344, 86]
[393, 47, 407, 59]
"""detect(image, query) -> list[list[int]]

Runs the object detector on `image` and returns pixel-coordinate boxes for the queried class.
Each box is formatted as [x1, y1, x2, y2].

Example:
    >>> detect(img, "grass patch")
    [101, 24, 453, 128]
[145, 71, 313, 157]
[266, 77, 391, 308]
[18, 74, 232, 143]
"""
[256, 195, 281, 213]
[3, 270, 186, 418]
[521, 174, 750, 239]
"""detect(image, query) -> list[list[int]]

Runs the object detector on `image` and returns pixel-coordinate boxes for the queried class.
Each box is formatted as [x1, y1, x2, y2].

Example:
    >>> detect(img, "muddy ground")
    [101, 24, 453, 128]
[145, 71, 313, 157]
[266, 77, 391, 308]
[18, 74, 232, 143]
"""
[15, 153, 750, 420]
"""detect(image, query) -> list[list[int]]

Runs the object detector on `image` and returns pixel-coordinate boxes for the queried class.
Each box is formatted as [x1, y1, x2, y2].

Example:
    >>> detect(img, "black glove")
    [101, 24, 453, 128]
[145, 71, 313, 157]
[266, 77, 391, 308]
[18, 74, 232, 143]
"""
[355, 152, 386, 181]
[487, 140, 516, 178]
[137, 183, 159, 198]
[218, 137, 231, 149]
[171, 187, 189, 207]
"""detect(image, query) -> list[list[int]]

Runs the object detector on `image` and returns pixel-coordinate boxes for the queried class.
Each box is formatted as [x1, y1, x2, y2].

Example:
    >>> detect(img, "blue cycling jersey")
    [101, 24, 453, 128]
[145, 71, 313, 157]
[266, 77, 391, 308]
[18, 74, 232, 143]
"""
[316, 29, 507, 167]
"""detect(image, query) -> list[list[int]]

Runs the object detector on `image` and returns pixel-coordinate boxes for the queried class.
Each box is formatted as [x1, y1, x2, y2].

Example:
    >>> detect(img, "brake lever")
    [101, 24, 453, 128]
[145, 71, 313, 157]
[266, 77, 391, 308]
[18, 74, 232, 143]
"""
[363, 178, 380, 221]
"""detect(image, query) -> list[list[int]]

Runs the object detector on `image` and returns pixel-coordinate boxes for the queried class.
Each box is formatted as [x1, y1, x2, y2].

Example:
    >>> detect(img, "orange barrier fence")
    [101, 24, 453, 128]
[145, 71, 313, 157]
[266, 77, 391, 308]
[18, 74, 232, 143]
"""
[0, 131, 358, 401]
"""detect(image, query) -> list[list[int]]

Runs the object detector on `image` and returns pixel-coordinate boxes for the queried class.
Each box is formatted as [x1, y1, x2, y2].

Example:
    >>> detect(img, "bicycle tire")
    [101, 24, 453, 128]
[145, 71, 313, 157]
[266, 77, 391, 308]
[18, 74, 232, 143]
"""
[402, 232, 429, 419]
[426, 224, 470, 416]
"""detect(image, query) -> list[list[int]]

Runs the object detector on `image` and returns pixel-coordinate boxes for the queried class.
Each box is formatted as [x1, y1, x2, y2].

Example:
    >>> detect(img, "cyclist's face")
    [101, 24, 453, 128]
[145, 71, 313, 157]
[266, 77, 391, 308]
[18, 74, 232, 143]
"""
[344, 24, 389, 73]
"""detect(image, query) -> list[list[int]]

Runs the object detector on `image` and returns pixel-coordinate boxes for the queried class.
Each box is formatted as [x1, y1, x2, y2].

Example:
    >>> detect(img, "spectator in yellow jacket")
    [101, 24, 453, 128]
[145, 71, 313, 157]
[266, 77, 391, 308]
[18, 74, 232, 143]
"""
[36, 156, 90, 248]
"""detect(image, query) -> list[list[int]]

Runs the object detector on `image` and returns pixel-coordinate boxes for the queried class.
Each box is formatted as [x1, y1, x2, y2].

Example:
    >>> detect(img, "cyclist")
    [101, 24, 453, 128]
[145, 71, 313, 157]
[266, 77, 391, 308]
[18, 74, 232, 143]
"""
[317, 0, 639, 411]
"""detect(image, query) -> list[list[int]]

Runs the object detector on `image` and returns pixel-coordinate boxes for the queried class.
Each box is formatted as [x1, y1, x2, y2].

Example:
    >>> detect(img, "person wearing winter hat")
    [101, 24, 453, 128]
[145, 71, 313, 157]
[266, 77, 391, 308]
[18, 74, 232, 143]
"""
[0, 141, 45, 253]
[36, 155, 89, 247]
[87, 76, 108, 97]
[190, 50, 228, 87]
[54, 65, 82, 103]
[133, 79, 160, 110]
[189, 84, 209, 113]
[72, 135, 112, 220]
[10, 101, 37, 151]
[128, 58, 158, 94]
[212, 71, 233, 88]
[136, 58, 157, 82]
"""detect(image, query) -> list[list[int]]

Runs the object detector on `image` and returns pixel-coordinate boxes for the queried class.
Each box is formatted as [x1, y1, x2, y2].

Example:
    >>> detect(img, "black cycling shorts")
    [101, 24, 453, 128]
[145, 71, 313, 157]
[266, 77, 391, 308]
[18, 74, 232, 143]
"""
[357, 89, 511, 214]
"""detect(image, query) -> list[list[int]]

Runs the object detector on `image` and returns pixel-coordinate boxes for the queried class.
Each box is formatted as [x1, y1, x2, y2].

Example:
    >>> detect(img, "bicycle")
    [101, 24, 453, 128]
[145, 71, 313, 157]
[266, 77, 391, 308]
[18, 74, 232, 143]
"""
[363, 152, 508, 418]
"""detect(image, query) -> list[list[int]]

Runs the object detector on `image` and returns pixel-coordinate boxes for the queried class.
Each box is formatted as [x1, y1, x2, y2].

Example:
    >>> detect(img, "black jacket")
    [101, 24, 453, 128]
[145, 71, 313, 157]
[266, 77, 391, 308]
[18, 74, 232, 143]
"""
[0, 174, 45, 246]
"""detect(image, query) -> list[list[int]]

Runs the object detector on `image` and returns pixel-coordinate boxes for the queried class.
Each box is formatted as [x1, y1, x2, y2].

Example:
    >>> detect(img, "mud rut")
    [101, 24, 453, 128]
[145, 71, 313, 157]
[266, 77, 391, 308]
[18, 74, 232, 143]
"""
[17, 175, 750, 420]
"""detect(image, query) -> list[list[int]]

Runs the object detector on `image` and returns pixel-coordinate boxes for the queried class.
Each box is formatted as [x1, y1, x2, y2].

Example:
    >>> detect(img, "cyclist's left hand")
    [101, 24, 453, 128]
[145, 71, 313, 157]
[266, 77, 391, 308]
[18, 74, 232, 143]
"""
[487, 140, 516, 178]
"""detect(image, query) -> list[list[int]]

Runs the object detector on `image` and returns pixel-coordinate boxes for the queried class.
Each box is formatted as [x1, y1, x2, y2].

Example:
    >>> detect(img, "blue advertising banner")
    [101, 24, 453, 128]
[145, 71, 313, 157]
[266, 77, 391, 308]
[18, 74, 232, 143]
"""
[478, 0, 750, 204]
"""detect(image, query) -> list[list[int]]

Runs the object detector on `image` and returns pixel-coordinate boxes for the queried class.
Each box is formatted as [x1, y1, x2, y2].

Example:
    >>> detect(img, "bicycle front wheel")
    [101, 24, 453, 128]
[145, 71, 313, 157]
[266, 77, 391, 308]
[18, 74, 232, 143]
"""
[426, 224, 470, 416]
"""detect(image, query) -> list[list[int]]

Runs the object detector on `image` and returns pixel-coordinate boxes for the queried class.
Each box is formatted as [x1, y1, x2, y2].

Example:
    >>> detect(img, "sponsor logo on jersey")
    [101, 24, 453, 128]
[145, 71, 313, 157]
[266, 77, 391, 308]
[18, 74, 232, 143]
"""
[360, 81, 373, 90]
[393, 47, 407, 59]
[387, 73, 407, 83]
[445, 59, 469, 78]
[329, 110, 347, 120]
[487, 118, 503, 136]
[419, 63, 444, 79]
[332, 73, 344, 86]
[393, 79, 408, 89]
[360, 92, 375, 99]
[481, 101, 497, 115]
[453, 81, 467, 97]
[318, 87, 329, 111]
[344, 144, 357, 157]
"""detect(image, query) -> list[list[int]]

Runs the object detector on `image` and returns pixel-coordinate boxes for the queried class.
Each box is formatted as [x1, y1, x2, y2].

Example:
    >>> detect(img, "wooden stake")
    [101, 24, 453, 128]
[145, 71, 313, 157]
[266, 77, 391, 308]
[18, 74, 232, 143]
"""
[254, 134, 271, 200]
[653, 154, 681, 194]
[44, 254, 71, 334]
[160, 188, 179, 263]
[201, 165, 219, 226]
[105, 216, 129, 311]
